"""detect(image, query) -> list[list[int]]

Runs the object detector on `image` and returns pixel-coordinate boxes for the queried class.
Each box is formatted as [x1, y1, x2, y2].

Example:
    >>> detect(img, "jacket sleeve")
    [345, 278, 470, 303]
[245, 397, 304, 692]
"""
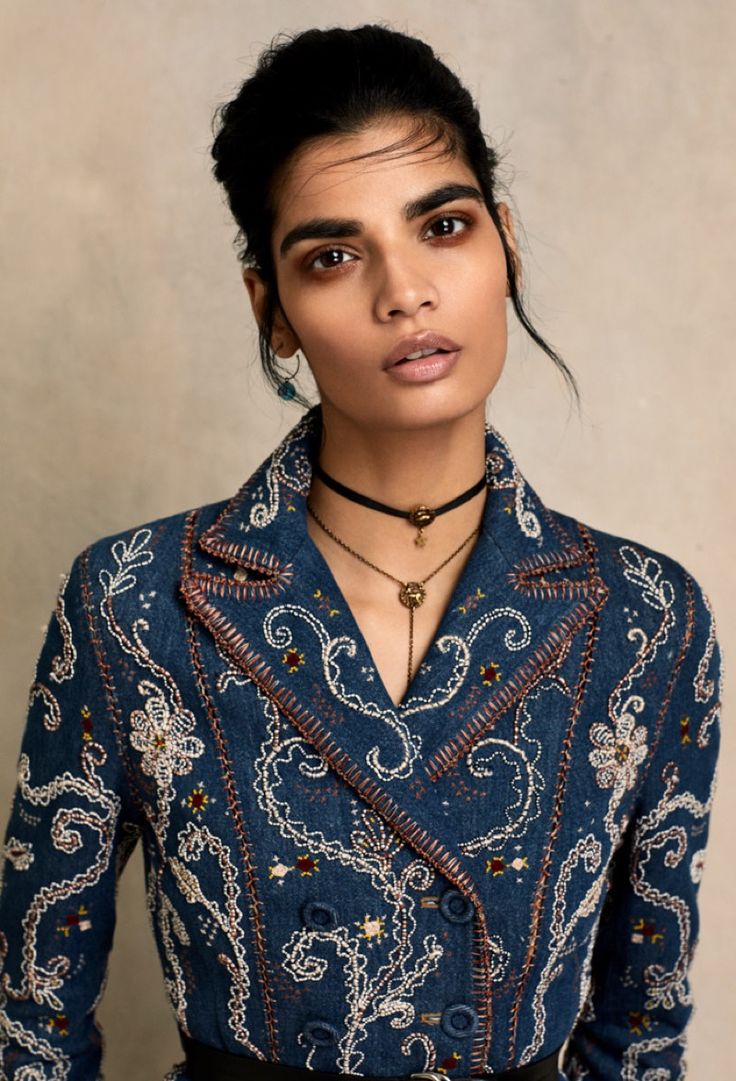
[0, 550, 144, 1080]
[561, 570, 723, 1079]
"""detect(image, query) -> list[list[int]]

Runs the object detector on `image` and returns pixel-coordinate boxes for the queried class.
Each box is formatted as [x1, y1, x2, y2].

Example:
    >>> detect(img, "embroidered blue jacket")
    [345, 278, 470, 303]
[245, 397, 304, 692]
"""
[0, 406, 723, 1080]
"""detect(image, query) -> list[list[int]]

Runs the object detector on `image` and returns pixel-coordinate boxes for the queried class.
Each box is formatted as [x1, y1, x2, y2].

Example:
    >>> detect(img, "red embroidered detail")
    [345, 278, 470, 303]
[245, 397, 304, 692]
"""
[283, 649, 305, 673]
[408, 777, 427, 800]
[46, 1014, 70, 1036]
[313, 588, 340, 617]
[439, 1051, 462, 1072]
[628, 1010, 652, 1036]
[56, 905, 92, 937]
[446, 765, 488, 803]
[631, 917, 664, 944]
[457, 587, 485, 615]
[80, 705, 94, 741]
[485, 855, 527, 877]
[185, 785, 210, 815]
[479, 661, 502, 685]
[267, 849, 323, 881]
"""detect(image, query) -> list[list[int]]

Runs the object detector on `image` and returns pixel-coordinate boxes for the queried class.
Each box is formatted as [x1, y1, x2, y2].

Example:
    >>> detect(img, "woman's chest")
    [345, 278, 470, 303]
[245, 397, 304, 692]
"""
[127, 603, 640, 902]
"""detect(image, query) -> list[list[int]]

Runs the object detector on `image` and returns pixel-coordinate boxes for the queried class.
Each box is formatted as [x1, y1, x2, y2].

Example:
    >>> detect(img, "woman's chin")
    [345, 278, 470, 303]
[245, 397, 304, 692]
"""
[317, 388, 492, 437]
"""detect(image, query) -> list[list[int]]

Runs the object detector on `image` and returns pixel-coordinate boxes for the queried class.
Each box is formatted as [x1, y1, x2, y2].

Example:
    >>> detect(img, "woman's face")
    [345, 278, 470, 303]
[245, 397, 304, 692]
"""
[245, 115, 516, 434]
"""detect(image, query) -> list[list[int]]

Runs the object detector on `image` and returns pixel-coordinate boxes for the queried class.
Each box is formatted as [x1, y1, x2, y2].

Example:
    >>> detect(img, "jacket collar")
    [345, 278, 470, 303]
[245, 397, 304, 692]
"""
[182, 402, 607, 767]
[193, 402, 584, 583]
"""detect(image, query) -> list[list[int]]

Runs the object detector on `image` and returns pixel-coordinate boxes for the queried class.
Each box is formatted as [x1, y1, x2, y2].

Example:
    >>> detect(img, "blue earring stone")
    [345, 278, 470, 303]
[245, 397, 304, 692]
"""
[278, 380, 296, 401]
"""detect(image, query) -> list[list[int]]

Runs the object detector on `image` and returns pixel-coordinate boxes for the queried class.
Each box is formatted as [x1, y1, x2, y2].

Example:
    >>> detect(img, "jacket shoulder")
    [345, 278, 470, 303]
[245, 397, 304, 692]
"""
[71, 495, 231, 594]
[550, 505, 713, 609]
[551, 503, 722, 703]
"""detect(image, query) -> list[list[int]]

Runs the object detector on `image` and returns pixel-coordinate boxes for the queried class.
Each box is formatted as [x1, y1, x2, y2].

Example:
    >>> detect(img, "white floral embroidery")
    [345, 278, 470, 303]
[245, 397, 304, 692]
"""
[3, 837, 35, 871]
[99, 528, 155, 597]
[129, 680, 204, 787]
[588, 710, 648, 791]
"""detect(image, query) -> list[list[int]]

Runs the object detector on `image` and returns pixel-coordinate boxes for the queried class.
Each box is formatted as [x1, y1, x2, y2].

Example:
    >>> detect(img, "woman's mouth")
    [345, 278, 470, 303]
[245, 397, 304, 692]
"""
[386, 347, 460, 383]
[383, 332, 462, 369]
[394, 347, 450, 365]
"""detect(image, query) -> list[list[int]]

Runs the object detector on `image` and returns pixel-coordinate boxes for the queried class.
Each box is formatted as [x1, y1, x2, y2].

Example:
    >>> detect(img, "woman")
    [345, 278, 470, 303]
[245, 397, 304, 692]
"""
[0, 24, 722, 1081]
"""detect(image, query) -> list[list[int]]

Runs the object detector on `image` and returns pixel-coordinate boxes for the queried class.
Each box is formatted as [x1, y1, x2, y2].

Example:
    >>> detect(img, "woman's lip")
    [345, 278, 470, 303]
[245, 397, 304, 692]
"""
[383, 331, 462, 368]
[385, 348, 460, 383]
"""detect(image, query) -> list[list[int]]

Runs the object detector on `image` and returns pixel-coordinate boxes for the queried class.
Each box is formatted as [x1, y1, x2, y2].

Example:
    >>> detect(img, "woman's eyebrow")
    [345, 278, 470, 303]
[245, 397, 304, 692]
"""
[279, 217, 361, 257]
[404, 182, 484, 221]
[278, 183, 485, 257]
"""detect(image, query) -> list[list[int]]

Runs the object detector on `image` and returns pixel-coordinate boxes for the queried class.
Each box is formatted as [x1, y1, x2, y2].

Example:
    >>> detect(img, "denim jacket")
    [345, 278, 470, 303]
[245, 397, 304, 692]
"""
[0, 405, 723, 1080]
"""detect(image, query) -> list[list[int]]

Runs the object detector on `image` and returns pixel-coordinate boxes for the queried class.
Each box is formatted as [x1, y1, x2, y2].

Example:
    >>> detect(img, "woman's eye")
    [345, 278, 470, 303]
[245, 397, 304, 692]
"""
[309, 248, 355, 271]
[426, 214, 469, 238]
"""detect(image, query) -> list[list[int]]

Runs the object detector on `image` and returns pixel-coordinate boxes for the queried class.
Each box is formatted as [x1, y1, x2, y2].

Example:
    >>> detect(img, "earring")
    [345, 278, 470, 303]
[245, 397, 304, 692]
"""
[277, 351, 301, 401]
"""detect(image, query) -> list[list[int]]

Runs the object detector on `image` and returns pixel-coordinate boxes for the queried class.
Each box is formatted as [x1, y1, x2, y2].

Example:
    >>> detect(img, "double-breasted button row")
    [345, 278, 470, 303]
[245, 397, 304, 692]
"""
[303, 1004, 479, 1045]
[299, 894, 476, 1046]
[302, 890, 474, 930]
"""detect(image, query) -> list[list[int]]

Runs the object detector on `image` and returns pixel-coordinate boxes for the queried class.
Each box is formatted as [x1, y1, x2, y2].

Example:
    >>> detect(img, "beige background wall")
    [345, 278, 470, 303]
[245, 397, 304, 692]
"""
[1, 2, 733, 1078]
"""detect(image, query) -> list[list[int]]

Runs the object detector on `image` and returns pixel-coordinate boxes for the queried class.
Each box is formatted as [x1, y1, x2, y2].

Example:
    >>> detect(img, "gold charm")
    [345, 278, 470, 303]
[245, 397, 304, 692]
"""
[409, 505, 436, 528]
[409, 505, 435, 547]
[399, 581, 426, 609]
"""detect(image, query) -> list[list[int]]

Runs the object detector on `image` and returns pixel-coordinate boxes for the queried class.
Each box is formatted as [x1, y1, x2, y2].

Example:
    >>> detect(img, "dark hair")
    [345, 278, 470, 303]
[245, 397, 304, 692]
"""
[210, 23, 580, 412]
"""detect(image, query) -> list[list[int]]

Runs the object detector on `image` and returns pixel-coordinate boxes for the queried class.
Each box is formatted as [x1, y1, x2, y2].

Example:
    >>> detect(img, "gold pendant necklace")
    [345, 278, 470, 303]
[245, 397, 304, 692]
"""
[307, 501, 479, 693]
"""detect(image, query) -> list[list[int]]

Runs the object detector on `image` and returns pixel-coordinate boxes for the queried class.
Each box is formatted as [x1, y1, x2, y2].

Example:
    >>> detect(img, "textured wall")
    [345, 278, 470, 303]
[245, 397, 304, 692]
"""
[1, 2, 733, 1078]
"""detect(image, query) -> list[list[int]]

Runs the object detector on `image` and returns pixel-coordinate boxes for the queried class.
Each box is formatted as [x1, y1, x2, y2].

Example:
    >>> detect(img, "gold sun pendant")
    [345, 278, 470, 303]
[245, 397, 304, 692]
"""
[399, 581, 426, 609]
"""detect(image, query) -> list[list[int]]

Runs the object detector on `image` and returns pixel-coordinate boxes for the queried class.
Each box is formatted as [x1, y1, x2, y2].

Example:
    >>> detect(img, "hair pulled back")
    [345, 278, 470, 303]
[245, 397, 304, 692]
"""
[210, 23, 579, 410]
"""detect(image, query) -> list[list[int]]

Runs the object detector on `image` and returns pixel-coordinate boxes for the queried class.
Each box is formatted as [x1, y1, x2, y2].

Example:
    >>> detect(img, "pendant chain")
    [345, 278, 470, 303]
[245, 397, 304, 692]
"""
[306, 500, 480, 691]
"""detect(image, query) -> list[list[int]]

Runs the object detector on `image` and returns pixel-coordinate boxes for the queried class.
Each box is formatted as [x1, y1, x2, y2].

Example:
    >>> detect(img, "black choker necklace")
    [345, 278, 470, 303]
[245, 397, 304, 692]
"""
[312, 459, 486, 547]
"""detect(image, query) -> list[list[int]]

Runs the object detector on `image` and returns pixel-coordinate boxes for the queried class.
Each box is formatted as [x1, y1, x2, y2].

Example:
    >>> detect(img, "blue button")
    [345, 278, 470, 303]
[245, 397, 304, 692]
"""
[301, 900, 338, 931]
[302, 1019, 339, 1046]
[439, 889, 475, 924]
[440, 1004, 479, 1039]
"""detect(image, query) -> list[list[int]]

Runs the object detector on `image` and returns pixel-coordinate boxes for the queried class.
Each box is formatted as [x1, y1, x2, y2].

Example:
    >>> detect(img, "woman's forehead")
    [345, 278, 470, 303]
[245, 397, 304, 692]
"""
[272, 116, 473, 228]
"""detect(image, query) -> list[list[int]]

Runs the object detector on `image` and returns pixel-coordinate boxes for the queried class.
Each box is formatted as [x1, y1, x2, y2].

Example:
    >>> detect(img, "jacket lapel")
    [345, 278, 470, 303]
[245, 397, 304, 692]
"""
[180, 404, 608, 847]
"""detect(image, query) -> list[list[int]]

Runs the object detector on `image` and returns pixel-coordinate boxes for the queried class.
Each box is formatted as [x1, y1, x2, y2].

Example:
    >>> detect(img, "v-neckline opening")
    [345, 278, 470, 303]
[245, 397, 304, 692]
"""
[296, 512, 500, 715]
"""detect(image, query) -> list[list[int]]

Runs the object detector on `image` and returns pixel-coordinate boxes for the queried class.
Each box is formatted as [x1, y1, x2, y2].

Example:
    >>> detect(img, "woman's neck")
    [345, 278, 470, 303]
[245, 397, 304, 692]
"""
[315, 402, 488, 500]
[305, 402, 489, 585]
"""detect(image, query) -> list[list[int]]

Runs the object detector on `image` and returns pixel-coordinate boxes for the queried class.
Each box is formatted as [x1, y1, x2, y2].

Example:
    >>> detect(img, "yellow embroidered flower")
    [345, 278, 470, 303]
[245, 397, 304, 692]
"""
[356, 914, 386, 945]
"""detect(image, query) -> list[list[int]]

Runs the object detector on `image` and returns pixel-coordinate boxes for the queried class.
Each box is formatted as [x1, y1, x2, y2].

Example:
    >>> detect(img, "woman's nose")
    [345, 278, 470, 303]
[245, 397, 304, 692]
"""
[373, 254, 439, 321]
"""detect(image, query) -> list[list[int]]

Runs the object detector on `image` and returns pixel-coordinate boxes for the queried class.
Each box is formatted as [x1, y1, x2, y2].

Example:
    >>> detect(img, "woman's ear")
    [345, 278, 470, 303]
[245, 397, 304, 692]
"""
[241, 268, 301, 357]
[496, 202, 522, 296]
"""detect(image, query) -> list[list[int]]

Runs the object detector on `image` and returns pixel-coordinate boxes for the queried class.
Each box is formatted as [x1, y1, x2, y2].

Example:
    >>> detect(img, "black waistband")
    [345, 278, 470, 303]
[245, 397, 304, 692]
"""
[179, 1032, 561, 1081]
